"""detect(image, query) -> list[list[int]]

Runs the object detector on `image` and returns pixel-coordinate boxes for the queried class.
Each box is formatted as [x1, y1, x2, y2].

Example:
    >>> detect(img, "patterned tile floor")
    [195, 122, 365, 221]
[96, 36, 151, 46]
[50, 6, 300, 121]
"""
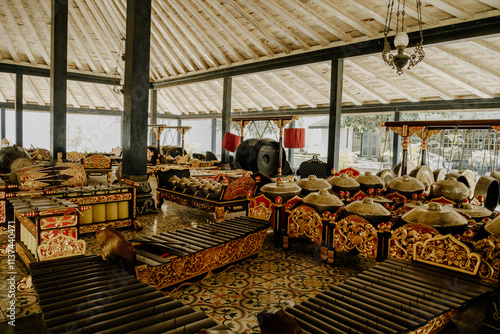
[0, 197, 375, 333]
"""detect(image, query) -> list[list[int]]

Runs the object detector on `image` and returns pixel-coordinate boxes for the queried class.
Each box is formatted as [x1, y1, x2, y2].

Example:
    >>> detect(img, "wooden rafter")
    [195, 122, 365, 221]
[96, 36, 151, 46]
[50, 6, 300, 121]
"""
[191, 0, 258, 59]
[232, 80, 264, 110]
[350, 58, 420, 102]
[0, 1, 36, 64]
[425, 0, 473, 20]
[156, 1, 215, 69]
[252, 74, 297, 109]
[237, 76, 280, 110]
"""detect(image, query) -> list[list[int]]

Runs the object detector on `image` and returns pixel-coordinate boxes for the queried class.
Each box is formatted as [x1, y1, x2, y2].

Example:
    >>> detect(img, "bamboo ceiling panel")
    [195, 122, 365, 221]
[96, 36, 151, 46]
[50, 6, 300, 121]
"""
[0, 0, 499, 116]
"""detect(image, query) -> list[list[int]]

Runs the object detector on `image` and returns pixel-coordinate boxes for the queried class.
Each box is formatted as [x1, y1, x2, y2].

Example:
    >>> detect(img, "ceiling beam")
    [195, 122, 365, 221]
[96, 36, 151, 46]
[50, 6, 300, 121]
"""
[0, 62, 120, 85]
[153, 16, 500, 88]
[154, 97, 500, 119]
[0, 103, 121, 115]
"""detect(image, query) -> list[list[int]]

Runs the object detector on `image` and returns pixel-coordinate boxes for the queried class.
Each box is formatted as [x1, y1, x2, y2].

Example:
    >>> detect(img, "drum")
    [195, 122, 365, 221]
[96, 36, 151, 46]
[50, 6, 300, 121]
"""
[13, 162, 87, 189]
[0, 145, 33, 173]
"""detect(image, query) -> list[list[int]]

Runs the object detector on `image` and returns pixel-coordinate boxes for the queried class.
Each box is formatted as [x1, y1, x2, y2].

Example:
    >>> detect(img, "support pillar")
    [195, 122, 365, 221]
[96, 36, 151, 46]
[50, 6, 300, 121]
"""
[0, 108, 5, 139]
[15, 73, 23, 146]
[149, 89, 157, 146]
[211, 117, 217, 154]
[392, 109, 402, 169]
[177, 119, 182, 146]
[221, 77, 232, 165]
[287, 119, 296, 172]
[121, 0, 151, 181]
[327, 58, 343, 173]
[50, 0, 68, 160]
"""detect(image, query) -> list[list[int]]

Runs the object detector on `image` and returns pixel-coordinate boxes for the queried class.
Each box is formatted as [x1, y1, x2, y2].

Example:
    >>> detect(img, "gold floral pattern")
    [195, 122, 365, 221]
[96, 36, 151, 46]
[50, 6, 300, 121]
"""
[473, 234, 500, 283]
[335, 215, 378, 260]
[414, 234, 481, 275]
[390, 223, 440, 261]
[37, 234, 86, 261]
[286, 205, 322, 246]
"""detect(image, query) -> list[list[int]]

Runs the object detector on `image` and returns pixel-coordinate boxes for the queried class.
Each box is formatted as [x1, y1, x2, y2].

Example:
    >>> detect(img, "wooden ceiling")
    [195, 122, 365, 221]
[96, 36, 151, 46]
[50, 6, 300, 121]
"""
[0, 0, 499, 117]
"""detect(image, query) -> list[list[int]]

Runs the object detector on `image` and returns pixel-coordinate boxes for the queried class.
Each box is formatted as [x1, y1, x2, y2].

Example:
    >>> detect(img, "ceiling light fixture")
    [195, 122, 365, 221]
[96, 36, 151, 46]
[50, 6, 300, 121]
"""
[382, 0, 425, 74]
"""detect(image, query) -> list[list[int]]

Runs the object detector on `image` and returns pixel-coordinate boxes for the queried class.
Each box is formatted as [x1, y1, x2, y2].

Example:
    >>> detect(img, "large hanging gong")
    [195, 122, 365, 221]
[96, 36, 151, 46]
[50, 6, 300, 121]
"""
[250, 139, 286, 177]
[234, 138, 259, 171]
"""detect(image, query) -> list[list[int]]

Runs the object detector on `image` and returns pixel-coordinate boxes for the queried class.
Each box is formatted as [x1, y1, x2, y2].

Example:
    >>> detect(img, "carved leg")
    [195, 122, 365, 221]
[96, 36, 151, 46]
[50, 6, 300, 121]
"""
[214, 206, 225, 222]
[327, 250, 335, 264]
[107, 171, 112, 183]
[320, 246, 327, 261]
[283, 236, 289, 250]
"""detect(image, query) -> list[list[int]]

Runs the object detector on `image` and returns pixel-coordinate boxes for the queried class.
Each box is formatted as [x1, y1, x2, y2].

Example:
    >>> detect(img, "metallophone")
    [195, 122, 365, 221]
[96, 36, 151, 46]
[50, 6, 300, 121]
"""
[30, 255, 231, 334]
[134, 215, 270, 291]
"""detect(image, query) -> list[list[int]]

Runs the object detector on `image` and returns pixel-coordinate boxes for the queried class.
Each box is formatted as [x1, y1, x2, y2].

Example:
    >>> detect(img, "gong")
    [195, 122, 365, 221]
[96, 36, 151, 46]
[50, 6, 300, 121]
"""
[234, 138, 259, 171]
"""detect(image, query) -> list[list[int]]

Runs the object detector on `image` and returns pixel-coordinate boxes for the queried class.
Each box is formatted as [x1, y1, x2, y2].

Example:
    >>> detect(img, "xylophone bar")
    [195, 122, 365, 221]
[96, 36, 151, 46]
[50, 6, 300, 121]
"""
[30, 255, 227, 334]
[285, 258, 497, 333]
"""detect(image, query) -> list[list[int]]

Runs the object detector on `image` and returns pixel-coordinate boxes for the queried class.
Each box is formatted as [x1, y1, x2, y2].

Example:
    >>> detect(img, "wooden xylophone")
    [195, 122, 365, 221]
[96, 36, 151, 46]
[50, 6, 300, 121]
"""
[30, 255, 229, 334]
[284, 257, 497, 334]
[135, 216, 269, 291]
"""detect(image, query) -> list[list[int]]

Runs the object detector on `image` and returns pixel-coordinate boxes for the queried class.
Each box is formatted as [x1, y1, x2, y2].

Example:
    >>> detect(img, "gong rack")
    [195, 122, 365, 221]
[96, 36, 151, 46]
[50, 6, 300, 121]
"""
[147, 125, 192, 160]
[230, 115, 299, 176]
[381, 119, 500, 176]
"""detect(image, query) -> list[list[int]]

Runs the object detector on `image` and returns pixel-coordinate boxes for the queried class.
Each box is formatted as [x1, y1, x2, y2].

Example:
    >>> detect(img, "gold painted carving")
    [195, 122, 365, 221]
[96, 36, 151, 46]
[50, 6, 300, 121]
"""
[414, 234, 481, 275]
[83, 154, 112, 169]
[78, 219, 132, 234]
[249, 202, 273, 221]
[135, 230, 266, 290]
[287, 205, 322, 245]
[407, 310, 456, 334]
[40, 215, 77, 230]
[390, 223, 440, 261]
[37, 234, 86, 261]
[473, 234, 500, 283]
[68, 193, 132, 205]
[335, 215, 377, 260]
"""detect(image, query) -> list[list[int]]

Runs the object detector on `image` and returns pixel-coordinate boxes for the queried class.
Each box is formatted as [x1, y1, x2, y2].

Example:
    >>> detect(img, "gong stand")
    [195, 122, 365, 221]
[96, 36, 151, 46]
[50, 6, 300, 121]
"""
[382, 119, 500, 176]
[147, 125, 191, 162]
[231, 115, 299, 176]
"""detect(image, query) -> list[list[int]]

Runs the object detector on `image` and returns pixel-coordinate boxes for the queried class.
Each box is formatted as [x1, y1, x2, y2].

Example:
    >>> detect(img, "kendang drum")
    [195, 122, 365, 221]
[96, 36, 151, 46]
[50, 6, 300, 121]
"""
[13, 162, 87, 190]
[0, 145, 33, 173]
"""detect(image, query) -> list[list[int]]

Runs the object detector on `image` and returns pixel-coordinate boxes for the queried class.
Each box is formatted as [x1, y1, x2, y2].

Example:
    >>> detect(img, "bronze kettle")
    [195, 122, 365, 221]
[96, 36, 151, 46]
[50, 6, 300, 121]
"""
[296, 175, 332, 196]
[401, 202, 468, 235]
[302, 189, 344, 213]
[430, 176, 471, 203]
[345, 197, 392, 225]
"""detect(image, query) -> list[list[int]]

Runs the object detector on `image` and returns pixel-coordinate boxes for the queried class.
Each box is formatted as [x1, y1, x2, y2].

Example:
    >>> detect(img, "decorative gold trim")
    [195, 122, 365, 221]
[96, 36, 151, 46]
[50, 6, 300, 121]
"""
[37, 234, 86, 261]
[78, 219, 132, 234]
[136, 230, 266, 290]
[68, 193, 132, 205]
[390, 223, 440, 261]
[414, 234, 481, 275]
[473, 234, 500, 283]
[407, 310, 456, 334]
[335, 215, 377, 260]
[287, 205, 322, 246]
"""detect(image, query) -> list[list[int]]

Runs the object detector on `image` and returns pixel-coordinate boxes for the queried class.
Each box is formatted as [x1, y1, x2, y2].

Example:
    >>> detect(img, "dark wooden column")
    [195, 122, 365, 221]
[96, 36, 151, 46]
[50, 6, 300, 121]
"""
[288, 119, 296, 170]
[0, 108, 5, 139]
[327, 58, 343, 173]
[121, 0, 151, 181]
[50, 0, 68, 160]
[211, 117, 217, 153]
[392, 109, 402, 169]
[149, 89, 157, 145]
[221, 77, 232, 164]
[15, 73, 23, 146]
[177, 119, 182, 146]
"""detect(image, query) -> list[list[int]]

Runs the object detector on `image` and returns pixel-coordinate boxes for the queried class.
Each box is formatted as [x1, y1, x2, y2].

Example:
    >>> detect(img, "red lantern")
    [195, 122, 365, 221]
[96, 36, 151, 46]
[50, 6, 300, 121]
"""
[284, 128, 305, 149]
[222, 132, 241, 152]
